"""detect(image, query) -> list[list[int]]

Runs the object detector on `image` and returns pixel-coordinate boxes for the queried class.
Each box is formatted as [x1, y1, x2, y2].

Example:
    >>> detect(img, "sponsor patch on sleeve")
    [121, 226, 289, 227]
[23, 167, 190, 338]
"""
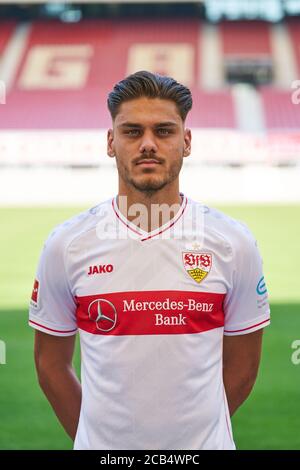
[30, 279, 39, 309]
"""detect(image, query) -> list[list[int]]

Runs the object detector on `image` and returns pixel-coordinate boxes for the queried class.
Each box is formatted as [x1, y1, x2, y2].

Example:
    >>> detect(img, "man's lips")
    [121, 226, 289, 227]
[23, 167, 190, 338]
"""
[136, 159, 162, 165]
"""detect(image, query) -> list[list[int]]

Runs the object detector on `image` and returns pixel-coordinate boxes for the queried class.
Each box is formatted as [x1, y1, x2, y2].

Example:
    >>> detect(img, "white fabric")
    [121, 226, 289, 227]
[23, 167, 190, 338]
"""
[29, 194, 270, 450]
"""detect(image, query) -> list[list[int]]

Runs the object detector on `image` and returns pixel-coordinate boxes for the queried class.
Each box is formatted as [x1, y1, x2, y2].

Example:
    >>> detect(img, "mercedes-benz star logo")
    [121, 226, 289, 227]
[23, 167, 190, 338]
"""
[88, 298, 117, 332]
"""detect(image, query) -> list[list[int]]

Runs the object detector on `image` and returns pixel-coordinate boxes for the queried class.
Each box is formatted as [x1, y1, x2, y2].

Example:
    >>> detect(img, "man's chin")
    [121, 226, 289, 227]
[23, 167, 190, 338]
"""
[130, 177, 168, 193]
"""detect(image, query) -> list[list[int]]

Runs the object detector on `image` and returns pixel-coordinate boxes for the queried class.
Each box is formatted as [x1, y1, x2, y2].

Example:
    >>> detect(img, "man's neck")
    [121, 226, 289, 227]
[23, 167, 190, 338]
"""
[116, 186, 183, 233]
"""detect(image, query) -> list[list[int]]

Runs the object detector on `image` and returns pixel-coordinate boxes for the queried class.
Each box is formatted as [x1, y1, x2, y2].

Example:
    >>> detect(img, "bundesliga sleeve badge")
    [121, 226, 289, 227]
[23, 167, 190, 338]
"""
[30, 279, 39, 308]
[182, 252, 212, 284]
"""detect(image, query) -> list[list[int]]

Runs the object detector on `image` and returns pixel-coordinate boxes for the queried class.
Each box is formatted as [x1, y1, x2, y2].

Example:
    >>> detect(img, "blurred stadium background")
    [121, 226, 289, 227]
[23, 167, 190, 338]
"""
[0, 0, 300, 450]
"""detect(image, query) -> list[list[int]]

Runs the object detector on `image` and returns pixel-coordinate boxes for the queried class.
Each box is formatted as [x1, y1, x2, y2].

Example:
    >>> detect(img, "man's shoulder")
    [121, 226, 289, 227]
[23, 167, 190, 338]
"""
[42, 197, 113, 252]
[188, 198, 256, 249]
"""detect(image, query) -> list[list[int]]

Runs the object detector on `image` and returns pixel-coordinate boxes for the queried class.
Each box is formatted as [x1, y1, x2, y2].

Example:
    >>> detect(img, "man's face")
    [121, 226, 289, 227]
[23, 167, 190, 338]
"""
[107, 97, 191, 194]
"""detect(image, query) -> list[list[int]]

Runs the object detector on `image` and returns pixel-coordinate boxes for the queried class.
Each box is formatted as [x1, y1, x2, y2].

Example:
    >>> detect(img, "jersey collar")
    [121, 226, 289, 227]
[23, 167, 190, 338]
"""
[112, 192, 188, 242]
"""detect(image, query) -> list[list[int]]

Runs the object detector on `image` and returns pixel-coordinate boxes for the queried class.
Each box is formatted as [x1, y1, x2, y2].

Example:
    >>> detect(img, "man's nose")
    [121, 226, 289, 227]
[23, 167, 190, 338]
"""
[139, 130, 158, 154]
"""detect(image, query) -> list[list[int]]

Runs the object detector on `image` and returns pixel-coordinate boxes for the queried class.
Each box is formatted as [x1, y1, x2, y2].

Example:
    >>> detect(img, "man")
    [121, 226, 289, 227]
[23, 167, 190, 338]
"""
[29, 70, 270, 450]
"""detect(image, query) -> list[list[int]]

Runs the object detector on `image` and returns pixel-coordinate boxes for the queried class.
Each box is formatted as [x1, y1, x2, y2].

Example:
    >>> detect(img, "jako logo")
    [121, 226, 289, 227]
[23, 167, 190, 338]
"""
[256, 276, 267, 295]
[88, 264, 114, 275]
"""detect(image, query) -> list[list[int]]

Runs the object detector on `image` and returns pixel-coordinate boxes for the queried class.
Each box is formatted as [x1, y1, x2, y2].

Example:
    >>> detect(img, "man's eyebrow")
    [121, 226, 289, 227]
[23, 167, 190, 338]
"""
[155, 122, 178, 127]
[118, 121, 178, 128]
[118, 123, 143, 128]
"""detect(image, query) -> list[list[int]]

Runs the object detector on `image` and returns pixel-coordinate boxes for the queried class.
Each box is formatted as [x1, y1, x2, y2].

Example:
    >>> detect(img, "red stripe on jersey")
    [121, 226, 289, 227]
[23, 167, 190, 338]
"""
[29, 320, 77, 334]
[75, 290, 225, 336]
[224, 318, 270, 334]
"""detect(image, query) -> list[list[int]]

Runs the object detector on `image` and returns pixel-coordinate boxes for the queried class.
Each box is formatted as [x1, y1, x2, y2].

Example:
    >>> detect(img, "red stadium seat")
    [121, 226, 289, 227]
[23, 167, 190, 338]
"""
[0, 20, 16, 55]
[287, 19, 300, 76]
[1, 19, 200, 129]
[260, 88, 300, 130]
[220, 20, 272, 57]
[188, 89, 236, 128]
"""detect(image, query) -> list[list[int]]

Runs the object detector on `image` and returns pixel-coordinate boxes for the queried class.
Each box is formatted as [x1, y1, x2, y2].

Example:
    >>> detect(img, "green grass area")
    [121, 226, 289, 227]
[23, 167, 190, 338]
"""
[0, 205, 299, 449]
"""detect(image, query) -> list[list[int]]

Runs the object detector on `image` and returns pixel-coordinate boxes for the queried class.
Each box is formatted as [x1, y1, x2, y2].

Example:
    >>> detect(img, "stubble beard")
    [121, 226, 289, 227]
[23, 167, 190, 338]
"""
[117, 157, 183, 198]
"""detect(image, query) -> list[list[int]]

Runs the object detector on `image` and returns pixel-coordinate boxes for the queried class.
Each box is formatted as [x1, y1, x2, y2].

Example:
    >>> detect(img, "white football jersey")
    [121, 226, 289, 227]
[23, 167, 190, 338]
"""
[29, 193, 270, 450]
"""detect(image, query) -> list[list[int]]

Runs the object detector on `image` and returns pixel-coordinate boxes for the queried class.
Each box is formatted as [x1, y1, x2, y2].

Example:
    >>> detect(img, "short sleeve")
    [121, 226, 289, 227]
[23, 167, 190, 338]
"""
[29, 229, 78, 337]
[223, 227, 270, 336]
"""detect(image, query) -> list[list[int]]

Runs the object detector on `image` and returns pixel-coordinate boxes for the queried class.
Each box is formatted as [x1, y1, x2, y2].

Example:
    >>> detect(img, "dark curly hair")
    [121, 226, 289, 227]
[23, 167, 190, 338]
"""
[107, 70, 192, 122]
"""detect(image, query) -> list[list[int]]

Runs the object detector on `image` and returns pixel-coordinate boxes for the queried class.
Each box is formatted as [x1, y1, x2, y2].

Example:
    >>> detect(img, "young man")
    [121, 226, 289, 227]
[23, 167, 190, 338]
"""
[29, 71, 270, 450]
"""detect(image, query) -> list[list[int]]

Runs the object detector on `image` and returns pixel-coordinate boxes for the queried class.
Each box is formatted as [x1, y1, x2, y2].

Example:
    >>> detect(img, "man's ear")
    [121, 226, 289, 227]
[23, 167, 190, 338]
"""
[183, 128, 192, 158]
[107, 128, 115, 158]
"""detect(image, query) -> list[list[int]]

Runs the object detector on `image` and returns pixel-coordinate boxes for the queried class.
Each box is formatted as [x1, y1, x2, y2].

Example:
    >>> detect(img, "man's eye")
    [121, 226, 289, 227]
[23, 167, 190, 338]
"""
[157, 128, 171, 135]
[125, 130, 140, 136]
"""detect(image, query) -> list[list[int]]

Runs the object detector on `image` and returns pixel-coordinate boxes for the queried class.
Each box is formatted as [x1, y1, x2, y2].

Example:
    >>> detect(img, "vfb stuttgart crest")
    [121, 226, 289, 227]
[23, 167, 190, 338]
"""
[182, 252, 212, 284]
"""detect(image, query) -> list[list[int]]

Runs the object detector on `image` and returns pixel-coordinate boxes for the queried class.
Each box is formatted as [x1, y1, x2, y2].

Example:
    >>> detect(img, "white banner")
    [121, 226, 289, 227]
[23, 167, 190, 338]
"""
[0, 129, 300, 167]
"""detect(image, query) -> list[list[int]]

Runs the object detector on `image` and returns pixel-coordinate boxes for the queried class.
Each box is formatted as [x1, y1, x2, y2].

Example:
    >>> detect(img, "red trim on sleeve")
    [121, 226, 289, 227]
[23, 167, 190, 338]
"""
[29, 319, 77, 334]
[224, 318, 270, 334]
